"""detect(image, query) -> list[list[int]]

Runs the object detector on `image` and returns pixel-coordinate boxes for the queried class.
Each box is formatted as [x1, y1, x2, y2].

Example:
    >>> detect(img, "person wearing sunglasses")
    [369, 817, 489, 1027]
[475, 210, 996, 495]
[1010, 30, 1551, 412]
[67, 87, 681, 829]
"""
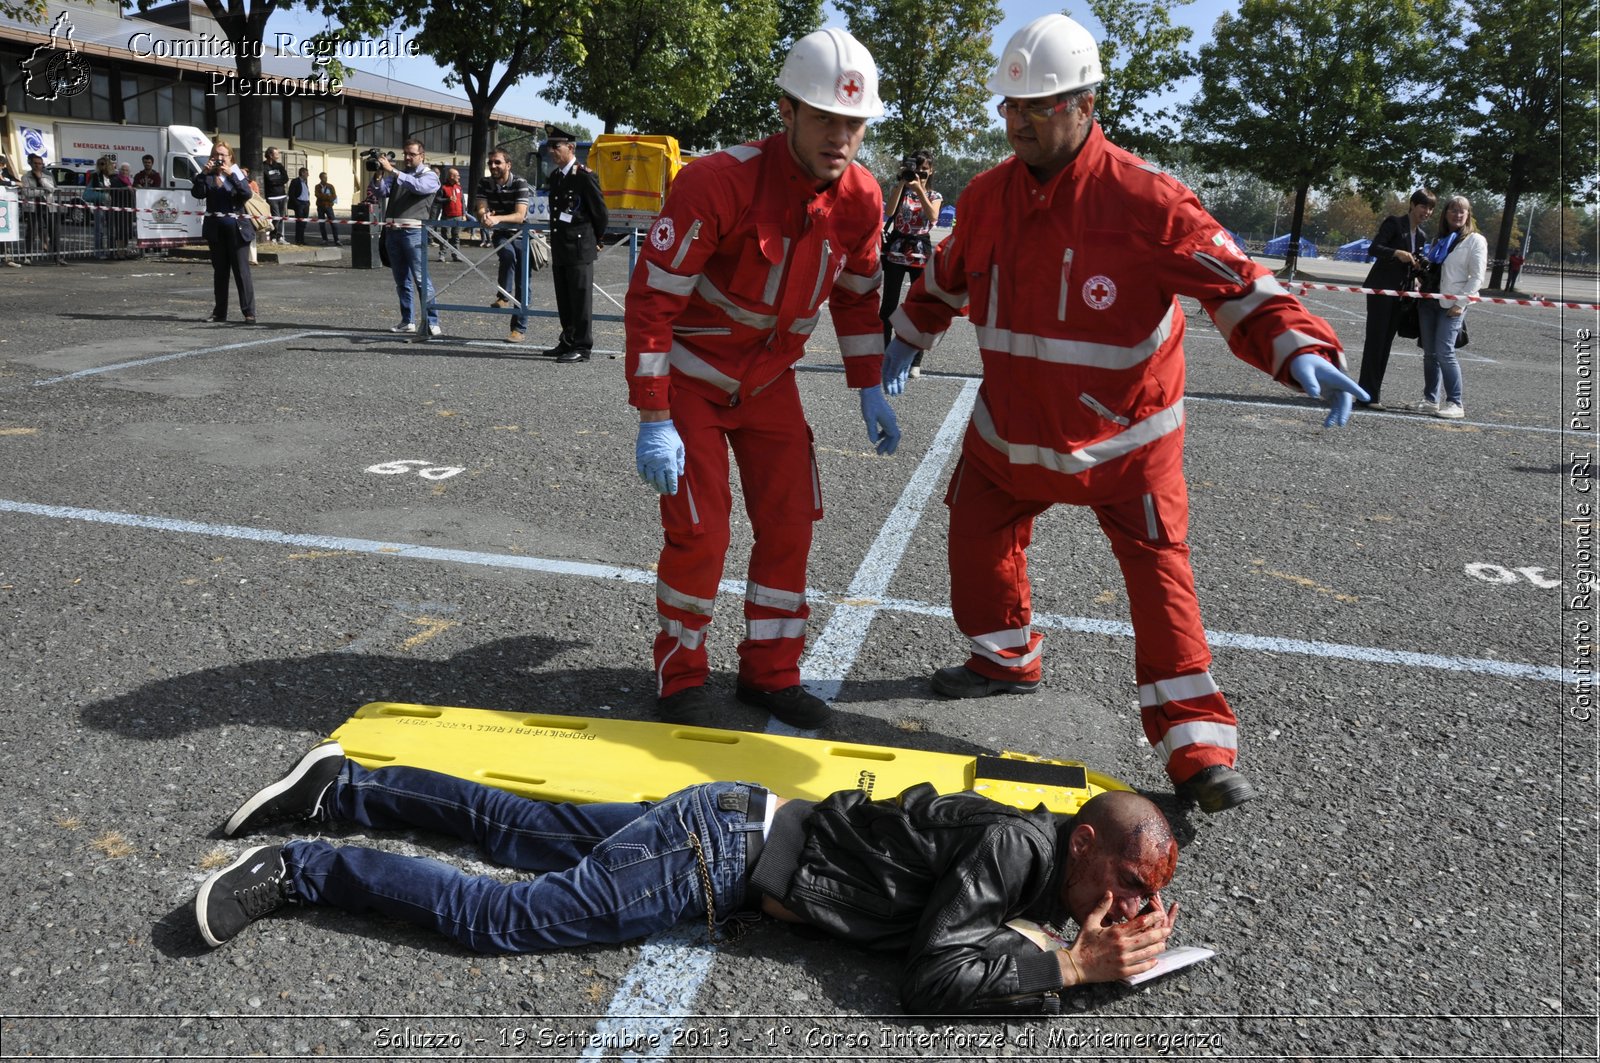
[882, 14, 1367, 815]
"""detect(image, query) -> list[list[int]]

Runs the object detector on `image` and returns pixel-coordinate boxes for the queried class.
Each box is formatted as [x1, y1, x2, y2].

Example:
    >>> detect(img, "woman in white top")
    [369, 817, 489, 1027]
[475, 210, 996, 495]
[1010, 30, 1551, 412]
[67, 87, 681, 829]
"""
[1416, 195, 1487, 419]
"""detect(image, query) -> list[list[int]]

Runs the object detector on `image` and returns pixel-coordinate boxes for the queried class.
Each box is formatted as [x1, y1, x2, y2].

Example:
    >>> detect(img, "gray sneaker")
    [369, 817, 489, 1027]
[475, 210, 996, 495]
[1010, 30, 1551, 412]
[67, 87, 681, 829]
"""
[389, 321, 417, 334]
[1436, 401, 1465, 420]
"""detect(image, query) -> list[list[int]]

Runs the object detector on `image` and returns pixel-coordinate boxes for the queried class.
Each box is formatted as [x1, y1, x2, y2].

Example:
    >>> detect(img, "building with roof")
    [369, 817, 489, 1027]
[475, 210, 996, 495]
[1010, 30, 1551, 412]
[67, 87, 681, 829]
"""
[2, 0, 547, 204]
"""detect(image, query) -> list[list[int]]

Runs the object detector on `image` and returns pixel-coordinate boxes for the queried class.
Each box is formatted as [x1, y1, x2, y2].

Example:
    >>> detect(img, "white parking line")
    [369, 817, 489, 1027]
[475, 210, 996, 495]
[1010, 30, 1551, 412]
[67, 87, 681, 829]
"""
[0, 496, 1570, 684]
[20, 330, 357, 389]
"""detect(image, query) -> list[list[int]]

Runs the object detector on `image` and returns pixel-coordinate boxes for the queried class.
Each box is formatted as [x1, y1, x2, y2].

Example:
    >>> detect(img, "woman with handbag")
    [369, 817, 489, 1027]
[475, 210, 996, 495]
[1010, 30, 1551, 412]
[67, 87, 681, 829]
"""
[1413, 195, 1486, 420]
[879, 150, 941, 378]
[190, 141, 256, 323]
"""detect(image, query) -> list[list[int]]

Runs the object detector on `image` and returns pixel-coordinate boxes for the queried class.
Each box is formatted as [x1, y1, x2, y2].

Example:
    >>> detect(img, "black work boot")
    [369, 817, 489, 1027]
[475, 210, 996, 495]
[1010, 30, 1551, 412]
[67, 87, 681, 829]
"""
[1176, 765, 1258, 814]
[656, 686, 716, 726]
[223, 741, 345, 837]
[735, 684, 833, 729]
[930, 665, 1040, 698]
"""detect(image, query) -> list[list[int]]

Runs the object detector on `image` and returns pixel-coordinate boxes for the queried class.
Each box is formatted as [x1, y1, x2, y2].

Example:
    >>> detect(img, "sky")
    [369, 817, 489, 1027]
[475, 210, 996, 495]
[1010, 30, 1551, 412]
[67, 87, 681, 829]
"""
[270, 0, 1238, 139]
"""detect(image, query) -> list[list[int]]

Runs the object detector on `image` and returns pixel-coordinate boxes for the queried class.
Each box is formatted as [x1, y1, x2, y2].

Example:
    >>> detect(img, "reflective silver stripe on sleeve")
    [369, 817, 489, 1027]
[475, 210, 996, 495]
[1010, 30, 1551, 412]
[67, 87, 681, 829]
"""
[635, 352, 669, 377]
[747, 617, 807, 641]
[889, 304, 944, 348]
[1192, 250, 1245, 286]
[656, 578, 715, 616]
[1211, 275, 1289, 342]
[1138, 672, 1221, 707]
[1153, 720, 1238, 762]
[723, 145, 762, 163]
[1271, 329, 1338, 375]
[922, 260, 968, 309]
[668, 341, 741, 395]
[789, 312, 820, 335]
[694, 275, 779, 330]
[838, 332, 885, 357]
[659, 617, 706, 650]
[974, 302, 1177, 371]
[645, 260, 699, 297]
[746, 581, 807, 612]
[834, 267, 882, 294]
[971, 394, 1185, 475]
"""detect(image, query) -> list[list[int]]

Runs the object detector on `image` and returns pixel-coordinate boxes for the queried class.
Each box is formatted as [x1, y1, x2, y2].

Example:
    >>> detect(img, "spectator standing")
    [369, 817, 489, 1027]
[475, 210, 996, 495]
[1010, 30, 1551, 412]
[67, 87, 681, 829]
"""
[132, 154, 162, 189]
[260, 148, 289, 244]
[1356, 190, 1435, 408]
[625, 28, 894, 727]
[883, 14, 1366, 814]
[374, 137, 442, 337]
[1414, 195, 1487, 420]
[879, 149, 942, 377]
[1507, 250, 1525, 290]
[189, 140, 255, 324]
[243, 167, 260, 265]
[473, 150, 533, 343]
[21, 153, 57, 261]
[87, 155, 116, 259]
[314, 172, 340, 246]
[543, 127, 608, 362]
[112, 162, 136, 257]
[437, 167, 465, 262]
[288, 167, 311, 244]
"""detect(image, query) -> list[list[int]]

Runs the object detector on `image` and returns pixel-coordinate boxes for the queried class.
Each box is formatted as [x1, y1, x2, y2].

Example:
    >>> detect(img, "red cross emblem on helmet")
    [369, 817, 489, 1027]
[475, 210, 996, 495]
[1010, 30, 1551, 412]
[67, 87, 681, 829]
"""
[836, 71, 864, 106]
[1009, 61, 1023, 81]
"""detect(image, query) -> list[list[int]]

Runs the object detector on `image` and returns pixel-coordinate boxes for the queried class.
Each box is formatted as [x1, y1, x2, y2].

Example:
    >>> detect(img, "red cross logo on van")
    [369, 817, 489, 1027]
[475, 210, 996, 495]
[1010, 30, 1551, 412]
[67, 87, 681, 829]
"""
[836, 71, 864, 106]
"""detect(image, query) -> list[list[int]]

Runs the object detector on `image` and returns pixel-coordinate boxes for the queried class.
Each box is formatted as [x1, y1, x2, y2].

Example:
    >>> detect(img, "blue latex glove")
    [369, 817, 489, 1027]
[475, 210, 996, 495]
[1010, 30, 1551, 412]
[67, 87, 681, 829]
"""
[1289, 352, 1369, 428]
[859, 386, 901, 455]
[635, 419, 686, 494]
[882, 337, 919, 396]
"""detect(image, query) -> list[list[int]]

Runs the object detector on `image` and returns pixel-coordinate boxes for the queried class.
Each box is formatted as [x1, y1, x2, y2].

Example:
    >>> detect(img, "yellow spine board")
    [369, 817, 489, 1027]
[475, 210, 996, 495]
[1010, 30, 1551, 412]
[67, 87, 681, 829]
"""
[590, 135, 682, 214]
[331, 702, 1131, 815]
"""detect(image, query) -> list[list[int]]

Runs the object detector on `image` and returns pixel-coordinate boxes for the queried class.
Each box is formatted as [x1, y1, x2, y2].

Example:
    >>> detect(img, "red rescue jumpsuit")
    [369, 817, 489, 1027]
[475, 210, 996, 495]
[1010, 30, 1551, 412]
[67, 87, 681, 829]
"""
[626, 133, 884, 698]
[893, 124, 1344, 784]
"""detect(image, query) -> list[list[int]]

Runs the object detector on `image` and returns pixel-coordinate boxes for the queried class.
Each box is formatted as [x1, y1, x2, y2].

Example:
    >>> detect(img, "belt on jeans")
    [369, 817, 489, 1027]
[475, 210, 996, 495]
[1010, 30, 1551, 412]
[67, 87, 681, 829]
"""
[715, 784, 767, 908]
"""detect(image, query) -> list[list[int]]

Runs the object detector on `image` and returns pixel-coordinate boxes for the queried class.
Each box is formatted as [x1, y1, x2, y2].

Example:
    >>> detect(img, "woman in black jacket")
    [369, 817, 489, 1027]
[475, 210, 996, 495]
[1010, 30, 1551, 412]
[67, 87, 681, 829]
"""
[190, 140, 256, 323]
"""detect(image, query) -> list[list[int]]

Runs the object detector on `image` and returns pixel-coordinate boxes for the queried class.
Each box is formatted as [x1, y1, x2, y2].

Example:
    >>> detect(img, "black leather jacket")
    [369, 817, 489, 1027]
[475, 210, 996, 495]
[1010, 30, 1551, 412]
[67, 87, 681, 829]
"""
[770, 784, 1075, 1014]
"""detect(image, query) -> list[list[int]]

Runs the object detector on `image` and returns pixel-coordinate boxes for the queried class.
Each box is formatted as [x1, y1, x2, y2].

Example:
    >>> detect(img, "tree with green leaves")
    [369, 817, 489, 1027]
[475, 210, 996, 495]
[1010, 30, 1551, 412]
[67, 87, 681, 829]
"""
[1438, 0, 1598, 288]
[661, 0, 823, 150]
[538, 0, 778, 135]
[380, 1, 589, 187]
[1183, 0, 1443, 272]
[1075, 0, 1195, 161]
[835, 0, 1003, 160]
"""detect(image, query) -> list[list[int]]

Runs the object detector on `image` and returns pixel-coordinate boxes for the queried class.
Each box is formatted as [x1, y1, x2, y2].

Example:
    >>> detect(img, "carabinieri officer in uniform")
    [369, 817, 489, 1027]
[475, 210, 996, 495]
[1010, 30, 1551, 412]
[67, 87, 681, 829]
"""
[543, 127, 609, 363]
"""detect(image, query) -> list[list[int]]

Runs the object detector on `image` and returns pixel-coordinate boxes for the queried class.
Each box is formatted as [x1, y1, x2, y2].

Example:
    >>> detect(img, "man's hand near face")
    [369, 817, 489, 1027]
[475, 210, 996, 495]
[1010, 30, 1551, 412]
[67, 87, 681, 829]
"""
[1062, 891, 1180, 984]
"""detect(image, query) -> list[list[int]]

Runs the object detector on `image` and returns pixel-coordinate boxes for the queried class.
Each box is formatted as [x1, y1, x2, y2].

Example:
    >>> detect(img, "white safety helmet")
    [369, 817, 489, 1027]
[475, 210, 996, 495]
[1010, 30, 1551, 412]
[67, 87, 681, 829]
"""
[987, 13, 1103, 99]
[777, 27, 884, 119]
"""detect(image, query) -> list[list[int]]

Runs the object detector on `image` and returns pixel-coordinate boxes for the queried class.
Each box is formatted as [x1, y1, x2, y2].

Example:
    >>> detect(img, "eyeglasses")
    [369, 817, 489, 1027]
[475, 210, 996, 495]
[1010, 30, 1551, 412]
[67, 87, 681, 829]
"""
[997, 97, 1078, 123]
[402, 151, 423, 159]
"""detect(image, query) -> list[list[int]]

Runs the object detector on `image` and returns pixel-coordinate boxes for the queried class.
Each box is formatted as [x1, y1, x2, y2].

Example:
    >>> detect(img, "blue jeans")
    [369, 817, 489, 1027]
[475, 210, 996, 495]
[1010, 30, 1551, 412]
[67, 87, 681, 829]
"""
[384, 226, 438, 327]
[282, 764, 759, 953]
[494, 231, 528, 332]
[1417, 301, 1465, 405]
[92, 204, 108, 257]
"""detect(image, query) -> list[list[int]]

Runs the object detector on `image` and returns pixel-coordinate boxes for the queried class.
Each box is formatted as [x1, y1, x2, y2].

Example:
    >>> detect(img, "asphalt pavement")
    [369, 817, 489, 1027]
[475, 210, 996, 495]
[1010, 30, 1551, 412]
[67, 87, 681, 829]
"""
[0, 237, 1596, 1060]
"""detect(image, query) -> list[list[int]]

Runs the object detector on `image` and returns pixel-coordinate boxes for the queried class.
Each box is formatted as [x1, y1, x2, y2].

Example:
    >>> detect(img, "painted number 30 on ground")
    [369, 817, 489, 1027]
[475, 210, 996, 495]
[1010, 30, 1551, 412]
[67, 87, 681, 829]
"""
[365, 459, 464, 481]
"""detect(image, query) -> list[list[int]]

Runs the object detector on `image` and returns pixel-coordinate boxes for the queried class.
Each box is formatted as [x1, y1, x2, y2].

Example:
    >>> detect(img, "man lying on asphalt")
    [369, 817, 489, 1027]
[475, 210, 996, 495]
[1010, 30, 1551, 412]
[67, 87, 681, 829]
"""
[195, 741, 1182, 1013]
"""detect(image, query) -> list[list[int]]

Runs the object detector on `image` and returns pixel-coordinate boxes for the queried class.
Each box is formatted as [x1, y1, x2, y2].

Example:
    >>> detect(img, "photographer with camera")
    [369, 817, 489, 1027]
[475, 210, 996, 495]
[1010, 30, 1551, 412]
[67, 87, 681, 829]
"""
[190, 141, 256, 323]
[370, 139, 442, 337]
[879, 150, 941, 378]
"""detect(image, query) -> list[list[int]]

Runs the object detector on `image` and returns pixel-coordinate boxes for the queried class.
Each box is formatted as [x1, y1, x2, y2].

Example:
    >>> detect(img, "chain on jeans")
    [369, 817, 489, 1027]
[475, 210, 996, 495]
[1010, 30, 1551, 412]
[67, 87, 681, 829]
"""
[686, 829, 749, 945]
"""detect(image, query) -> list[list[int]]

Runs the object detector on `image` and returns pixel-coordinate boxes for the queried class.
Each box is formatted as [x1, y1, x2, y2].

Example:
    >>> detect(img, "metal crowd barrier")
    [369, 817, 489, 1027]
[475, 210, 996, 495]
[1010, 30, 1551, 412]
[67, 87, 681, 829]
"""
[1, 188, 150, 265]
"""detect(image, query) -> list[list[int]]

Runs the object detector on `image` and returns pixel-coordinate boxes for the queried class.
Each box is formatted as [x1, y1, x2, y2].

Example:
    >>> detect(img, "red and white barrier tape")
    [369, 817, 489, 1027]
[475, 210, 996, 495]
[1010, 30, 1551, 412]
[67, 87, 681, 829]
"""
[1285, 278, 1599, 312]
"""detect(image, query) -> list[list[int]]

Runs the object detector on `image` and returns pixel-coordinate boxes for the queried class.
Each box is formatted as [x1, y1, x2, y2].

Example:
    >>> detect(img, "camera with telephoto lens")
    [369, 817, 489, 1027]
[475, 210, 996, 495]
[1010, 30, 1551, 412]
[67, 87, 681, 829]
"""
[362, 148, 395, 172]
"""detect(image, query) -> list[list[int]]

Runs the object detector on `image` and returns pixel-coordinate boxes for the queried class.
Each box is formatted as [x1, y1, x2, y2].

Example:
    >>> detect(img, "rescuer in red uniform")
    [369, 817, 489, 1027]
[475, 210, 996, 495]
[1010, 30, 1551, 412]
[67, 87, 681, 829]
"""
[884, 14, 1370, 814]
[626, 28, 898, 729]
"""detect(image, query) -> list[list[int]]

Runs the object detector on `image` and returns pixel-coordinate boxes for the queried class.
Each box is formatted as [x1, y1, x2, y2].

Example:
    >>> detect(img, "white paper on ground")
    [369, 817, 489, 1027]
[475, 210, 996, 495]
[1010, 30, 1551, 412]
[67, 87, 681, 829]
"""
[1005, 919, 1214, 986]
